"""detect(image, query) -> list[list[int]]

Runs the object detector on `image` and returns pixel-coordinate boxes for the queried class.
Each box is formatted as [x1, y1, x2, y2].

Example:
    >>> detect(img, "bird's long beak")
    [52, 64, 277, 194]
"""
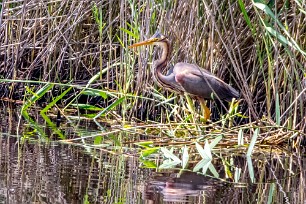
[128, 38, 158, 48]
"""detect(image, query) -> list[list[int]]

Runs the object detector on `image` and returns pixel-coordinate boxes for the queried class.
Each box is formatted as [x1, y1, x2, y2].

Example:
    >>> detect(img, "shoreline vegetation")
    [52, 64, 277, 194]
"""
[0, 1, 305, 145]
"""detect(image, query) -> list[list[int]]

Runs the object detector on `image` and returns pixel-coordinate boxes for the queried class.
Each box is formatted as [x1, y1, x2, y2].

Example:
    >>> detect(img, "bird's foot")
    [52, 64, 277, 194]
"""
[200, 105, 211, 122]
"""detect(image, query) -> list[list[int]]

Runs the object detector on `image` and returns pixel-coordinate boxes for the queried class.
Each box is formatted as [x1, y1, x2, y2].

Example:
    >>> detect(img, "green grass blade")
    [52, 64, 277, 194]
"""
[209, 135, 222, 149]
[141, 148, 160, 157]
[87, 68, 109, 87]
[94, 97, 125, 119]
[195, 142, 205, 158]
[234, 167, 242, 183]
[238, 129, 244, 146]
[71, 104, 104, 111]
[41, 86, 73, 113]
[29, 83, 53, 103]
[193, 159, 206, 172]
[40, 112, 66, 139]
[202, 160, 212, 174]
[160, 147, 181, 163]
[275, 92, 280, 125]
[254, 2, 306, 55]
[204, 140, 212, 160]
[208, 163, 219, 178]
[267, 183, 275, 204]
[238, 0, 255, 34]
[159, 160, 181, 169]
[182, 145, 189, 169]
[195, 142, 211, 160]
[264, 22, 292, 46]
[119, 27, 139, 39]
[82, 90, 108, 99]
[141, 159, 157, 168]
[246, 156, 255, 183]
[134, 141, 154, 148]
[23, 83, 54, 111]
[21, 111, 47, 139]
[246, 128, 259, 157]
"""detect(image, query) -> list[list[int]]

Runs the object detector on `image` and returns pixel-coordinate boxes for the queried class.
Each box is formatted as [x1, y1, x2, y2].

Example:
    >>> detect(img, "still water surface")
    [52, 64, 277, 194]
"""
[0, 106, 305, 203]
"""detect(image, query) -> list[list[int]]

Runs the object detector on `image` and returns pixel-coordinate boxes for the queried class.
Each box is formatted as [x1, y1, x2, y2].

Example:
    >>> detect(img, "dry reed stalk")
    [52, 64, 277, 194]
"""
[0, 0, 305, 134]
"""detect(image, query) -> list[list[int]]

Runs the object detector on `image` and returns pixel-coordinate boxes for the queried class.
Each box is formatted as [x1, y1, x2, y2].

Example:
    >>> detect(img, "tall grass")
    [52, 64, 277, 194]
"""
[0, 0, 305, 134]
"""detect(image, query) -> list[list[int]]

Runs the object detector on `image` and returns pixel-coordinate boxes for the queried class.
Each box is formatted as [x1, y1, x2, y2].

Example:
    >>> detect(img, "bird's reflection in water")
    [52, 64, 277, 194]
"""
[142, 171, 228, 203]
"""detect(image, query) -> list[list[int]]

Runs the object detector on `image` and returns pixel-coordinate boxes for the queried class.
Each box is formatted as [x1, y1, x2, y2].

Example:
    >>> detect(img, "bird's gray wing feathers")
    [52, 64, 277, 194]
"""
[173, 63, 239, 101]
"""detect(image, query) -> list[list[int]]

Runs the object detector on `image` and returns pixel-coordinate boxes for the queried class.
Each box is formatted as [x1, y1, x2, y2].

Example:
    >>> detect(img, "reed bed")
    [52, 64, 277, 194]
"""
[0, 0, 306, 142]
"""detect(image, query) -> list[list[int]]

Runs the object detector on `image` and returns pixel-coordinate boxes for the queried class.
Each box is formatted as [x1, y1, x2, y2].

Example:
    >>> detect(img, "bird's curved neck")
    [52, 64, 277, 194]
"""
[152, 40, 172, 86]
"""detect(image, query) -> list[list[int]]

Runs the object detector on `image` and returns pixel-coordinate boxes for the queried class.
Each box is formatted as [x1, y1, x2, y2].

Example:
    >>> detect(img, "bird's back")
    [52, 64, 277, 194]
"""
[173, 62, 239, 101]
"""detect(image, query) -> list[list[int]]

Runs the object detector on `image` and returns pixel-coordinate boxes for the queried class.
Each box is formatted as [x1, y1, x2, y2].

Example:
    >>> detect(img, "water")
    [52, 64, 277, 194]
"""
[0, 106, 305, 203]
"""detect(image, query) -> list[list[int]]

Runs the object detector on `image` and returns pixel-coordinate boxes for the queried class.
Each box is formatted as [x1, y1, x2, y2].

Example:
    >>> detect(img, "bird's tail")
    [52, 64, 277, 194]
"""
[225, 86, 240, 102]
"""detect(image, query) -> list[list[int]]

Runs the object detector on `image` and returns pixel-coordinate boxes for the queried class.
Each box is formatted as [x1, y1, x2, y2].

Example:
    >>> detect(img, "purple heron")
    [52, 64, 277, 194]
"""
[129, 31, 239, 120]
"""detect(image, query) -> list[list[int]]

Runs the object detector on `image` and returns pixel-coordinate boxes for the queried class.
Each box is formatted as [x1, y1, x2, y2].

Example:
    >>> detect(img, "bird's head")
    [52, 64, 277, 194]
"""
[128, 31, 168, 48]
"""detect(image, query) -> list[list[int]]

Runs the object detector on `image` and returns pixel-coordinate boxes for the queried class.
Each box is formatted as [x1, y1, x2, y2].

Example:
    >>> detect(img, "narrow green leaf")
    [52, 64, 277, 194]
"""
[71, 104, 104, 111]
[238, 0, 255, 34]
[224, 160, 233, 180]
[264, 22, 291, 46]
[208, 163, 219, 178]
[83, 195, 90, 204]
[185, 94, 195, 113]
[254, 2, 306, 55]
[119, 27, 139, 39]
[238, 129, 244, 146]
[134, 141, 154, 148]
[155, 96, 177, 106]
[116, 35, 125, 47]
[275, 92, 280, 125]
[33, 83, 54, 100]
[141, 160, 157, 168]
[30, 83, 54, 103]
[141, 148, 159, 157]
[94, 97, 125, 119]
[181, 146, 189, 169]
[202, 160, 212, 175]
[204, 140, 212, 160]
[195, 142, 209, 159]
[234, 167, 242, 183]
[267, 183, 275, 204]
[246, 128, 259, 156]
[21, 111, 47, 139]
[87, 68, 109, 87]
[23, 83, 54, 111]
[209, 135, 222, 149]
[253, 2, 276, 19]
[160, 147, 181, 163]
[246, 156, 255, 183]
[94, 136, 102, 145]
[40, 112, 65, 139]
[159, 160, 181, 169]
[41, 86, 73, 113]
[237, 113, 249, 118]
[193, 159, 211, 172]
[82, 90, 108, 99]
[126, 22, 139, 37]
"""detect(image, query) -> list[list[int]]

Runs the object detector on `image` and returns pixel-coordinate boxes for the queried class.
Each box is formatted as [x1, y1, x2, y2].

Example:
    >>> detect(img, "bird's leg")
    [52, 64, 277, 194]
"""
[198, 98, 211, 121]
